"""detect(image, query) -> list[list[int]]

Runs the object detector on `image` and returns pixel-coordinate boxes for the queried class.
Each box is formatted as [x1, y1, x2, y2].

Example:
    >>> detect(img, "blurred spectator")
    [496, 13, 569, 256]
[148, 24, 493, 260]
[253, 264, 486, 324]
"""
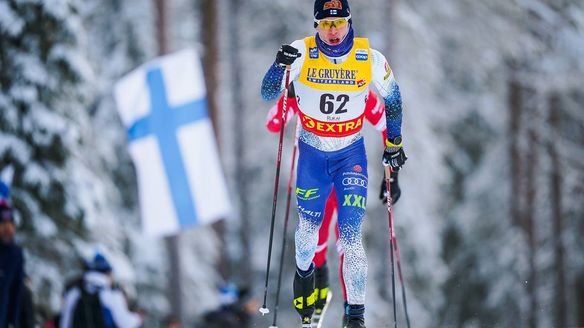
[0, 202, 24, 327]
[41, 312, 60, 328]
[161, 315, 181, 328]
[199, 283, 256, 328]
[19, 275, 36, 328]
[59, 253, 143, 328]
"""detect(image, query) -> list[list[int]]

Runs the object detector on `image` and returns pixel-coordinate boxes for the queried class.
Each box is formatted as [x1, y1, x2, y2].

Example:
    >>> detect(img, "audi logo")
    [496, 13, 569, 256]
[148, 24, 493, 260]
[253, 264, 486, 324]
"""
[342, 177, 367, 187]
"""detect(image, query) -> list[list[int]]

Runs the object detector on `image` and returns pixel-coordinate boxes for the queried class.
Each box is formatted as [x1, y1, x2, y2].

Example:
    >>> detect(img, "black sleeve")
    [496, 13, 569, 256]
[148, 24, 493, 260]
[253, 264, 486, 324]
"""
[7, 247, 24, 326]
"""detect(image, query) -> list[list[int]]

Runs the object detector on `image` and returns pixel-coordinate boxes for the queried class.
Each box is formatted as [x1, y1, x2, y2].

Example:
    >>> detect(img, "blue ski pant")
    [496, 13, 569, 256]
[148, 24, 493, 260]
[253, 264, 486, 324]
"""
[295, 138, 368, 305]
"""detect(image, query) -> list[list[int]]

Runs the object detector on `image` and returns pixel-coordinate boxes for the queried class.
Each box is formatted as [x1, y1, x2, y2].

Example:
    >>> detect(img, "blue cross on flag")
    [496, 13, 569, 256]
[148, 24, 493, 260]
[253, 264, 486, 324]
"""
[114, 48, 230, 236]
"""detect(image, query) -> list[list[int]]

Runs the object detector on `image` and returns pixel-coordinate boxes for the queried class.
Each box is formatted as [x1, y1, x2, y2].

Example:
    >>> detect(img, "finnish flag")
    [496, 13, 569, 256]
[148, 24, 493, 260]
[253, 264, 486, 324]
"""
[114, 48, 230, 236]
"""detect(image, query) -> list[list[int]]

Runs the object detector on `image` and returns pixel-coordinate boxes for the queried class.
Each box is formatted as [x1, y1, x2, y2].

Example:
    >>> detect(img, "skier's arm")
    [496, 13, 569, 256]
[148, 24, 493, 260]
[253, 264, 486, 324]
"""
[371, 49, 407, 170]
[265, 92, 299, 133]
[363, 90, 388, 146]
[363, 90, 401, 203]
[370, 49, 402, 141]
[260, 40, 305, 101]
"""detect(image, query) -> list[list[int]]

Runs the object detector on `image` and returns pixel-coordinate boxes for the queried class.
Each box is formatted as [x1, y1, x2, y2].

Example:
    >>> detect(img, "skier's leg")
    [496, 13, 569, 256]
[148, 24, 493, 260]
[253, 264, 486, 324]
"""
[294, 141, 333, 323]
[335, 219, 348, 302]
[313, 191, 335, 324]
[294, 163, 331, 272]
[313, 190, 335, 268]
[332, 141, 368, 325]
[294, 264, 316, 326]
[336, 189, 368, 304]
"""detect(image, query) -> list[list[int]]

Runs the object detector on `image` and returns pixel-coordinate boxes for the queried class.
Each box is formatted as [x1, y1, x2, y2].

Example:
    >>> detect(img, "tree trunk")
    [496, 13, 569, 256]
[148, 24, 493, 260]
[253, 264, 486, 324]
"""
[548, 93, 567, 327]
[228, 0, 252, 285]
[508, 68, 538, 328]
[508, 69, 523, 227]
[577, 274, 584, 326]
[165, 235, 183, 322]
[156, 0, 183, 322]
[524, 118, 538, 328]
[386, 0, 398, 57]
[155, 0, 168, 55]
[200, 0, 219, 140]
[200, 0, 230, 282]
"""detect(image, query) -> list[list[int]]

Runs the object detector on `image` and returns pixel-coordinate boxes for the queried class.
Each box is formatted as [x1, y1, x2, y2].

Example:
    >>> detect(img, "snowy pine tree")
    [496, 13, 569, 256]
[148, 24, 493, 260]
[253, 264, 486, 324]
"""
[0, 0, 102, 313]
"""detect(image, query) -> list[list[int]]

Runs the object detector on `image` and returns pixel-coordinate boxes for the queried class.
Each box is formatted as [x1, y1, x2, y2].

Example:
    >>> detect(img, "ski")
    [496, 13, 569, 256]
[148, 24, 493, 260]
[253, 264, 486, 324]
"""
[312, 291, 333, 328]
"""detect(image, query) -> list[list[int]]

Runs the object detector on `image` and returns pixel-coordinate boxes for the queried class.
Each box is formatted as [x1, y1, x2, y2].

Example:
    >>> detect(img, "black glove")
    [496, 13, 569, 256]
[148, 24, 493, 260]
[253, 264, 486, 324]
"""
[275, 44, 301, 66]
[382, 147, 407, 171]
[379, 171, 401, 204]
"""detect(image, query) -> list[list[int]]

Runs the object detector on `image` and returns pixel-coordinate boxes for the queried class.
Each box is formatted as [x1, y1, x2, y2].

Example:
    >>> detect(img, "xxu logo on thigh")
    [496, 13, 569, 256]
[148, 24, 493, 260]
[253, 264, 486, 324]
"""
[296, 187, 320, 200]
[342, 194, 366, 209]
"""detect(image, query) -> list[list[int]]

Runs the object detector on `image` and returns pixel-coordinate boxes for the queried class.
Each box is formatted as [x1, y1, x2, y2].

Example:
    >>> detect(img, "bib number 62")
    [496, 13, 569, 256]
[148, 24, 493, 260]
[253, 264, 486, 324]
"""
[320, 93, 349, 114]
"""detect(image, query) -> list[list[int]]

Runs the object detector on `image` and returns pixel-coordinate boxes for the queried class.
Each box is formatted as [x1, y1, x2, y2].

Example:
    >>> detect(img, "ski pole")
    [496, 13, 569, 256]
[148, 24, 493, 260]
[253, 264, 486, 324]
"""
[384, 165, 398, 328]
[385, 166, 412, 328]
[260, 65, 292, 316]
[270, 119, 300, 328]
[393, 232, 411, 328]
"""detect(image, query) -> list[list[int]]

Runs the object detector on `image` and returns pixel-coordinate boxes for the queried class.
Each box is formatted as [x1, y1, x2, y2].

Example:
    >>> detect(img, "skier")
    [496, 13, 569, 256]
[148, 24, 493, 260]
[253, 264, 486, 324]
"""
[265, 88, 402, 327]
[260, 0, 407, 326]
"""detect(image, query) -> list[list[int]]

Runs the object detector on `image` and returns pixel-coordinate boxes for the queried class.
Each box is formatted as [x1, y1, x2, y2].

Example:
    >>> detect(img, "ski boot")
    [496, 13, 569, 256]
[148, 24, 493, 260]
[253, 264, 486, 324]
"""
[294, 264, 316, 327]
[312, 262, 332, 328]
[342, 304, 366, 328]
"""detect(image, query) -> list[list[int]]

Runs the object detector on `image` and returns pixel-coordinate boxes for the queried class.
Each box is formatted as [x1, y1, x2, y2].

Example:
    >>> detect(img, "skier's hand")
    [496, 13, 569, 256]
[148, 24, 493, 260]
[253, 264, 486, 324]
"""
[379, 171, 401, 204]
[276, 45, 301, 66]
[382, 136, 407, 171]
[382, 147, 407, 171]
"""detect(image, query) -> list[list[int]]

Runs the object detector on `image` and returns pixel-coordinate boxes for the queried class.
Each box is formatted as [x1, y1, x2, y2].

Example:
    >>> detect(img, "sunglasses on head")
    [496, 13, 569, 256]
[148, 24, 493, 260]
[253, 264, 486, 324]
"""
[314, 17, 350, 30]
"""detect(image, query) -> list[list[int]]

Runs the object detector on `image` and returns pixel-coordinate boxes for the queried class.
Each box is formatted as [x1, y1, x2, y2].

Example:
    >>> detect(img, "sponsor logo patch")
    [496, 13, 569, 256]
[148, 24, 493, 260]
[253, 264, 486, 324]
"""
[323, 0, 342, 10]
[306, 67, 358, 85]
[309, 47, 319, 59]
[357, 79, 366, 88]
[384, 62, 392, 80]
[342, 194, 366, 209]
[342, 177, 367, 188]
[300, 112, 364, 137]
[298, 205, 322, 218]
[296, 187, 320, 200]
[353, 165, 362, 173]
[355, 49, 368, 61]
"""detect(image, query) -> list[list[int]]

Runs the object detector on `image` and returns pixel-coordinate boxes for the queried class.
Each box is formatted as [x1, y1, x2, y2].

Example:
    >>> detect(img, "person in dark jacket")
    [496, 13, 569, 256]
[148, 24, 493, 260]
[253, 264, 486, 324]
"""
[200, 284, 255, 328]
[19, 275, 37, 328]
[0, 202, 24, 328]
[59, 253, 143, 328]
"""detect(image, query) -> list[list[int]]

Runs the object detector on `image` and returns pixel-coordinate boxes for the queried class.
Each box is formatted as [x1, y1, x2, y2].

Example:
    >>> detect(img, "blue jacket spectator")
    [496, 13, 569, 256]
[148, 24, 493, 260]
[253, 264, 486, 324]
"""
[60, 253, 142, 328]
[0, 202, 24, 328]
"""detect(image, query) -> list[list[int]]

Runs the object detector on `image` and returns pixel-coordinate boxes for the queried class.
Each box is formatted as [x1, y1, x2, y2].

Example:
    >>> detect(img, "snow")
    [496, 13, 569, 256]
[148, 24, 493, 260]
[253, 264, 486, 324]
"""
[1, 0, 583, 326]
[0, 1, 25, 36]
